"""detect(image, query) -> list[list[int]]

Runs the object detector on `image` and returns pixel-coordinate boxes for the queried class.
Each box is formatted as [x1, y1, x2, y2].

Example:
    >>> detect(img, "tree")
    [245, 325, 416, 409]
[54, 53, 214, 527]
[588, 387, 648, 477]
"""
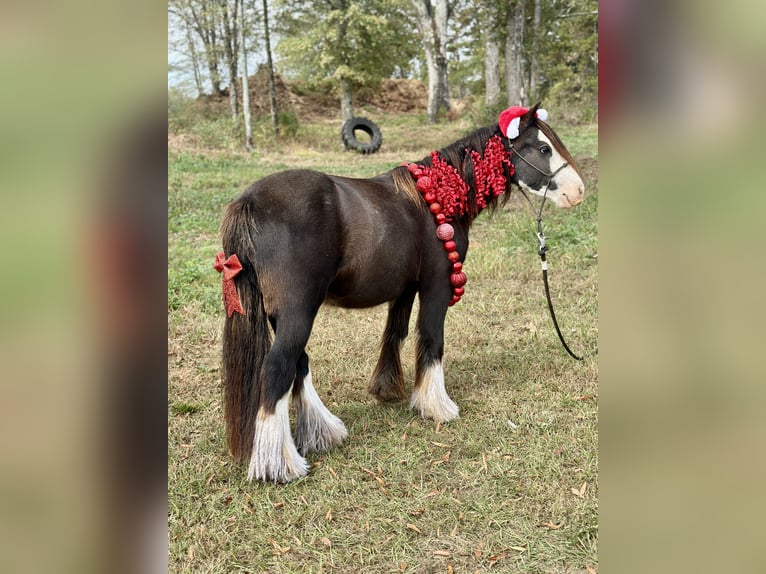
[411, 0, 451, 122]
[170, 0, 226, 96]
[262, 0, 279, 135]
[238, 0, 253, 150]
[529, 0, 598, 113]
[529, 0, 542, 102]
[480, 2, 501, 107]
[276, 0, 417, 121]
[505, 0, 525, 106]
[219, 0, 241, 120]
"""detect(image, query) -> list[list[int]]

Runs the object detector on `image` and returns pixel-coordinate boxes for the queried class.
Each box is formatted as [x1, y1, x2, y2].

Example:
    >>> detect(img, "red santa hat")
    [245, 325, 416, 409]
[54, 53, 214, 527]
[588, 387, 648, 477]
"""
[498, 106, 548, 140]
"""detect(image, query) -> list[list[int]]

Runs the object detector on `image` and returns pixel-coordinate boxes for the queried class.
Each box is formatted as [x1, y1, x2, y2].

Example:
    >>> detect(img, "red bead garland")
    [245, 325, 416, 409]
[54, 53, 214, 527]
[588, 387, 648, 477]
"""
[404, 135, 512, 307]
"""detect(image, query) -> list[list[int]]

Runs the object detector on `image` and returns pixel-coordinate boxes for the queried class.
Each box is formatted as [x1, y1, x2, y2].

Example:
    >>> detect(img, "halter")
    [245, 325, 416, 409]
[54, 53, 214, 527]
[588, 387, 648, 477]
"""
[510, 144, 584, 361]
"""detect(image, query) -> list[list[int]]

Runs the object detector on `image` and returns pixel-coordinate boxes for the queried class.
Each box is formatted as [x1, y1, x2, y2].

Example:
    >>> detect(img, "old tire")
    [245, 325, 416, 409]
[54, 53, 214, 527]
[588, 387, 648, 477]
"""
[341, 117, 382, 154]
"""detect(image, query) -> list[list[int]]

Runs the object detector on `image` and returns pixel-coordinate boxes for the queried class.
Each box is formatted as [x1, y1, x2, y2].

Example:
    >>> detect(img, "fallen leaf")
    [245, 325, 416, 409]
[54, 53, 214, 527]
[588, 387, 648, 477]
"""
[409, 508, 426, 517]
[325, 508, 333, 522]
[399, 562, 407, 571]
[510, 546, 526, 552]
[586, 565, 597, 574]
[540, 521, 562, 530]
[488, 551, 510, 563]
[433, 550, 450, 557]
[268, 538, 290, 555]
[450, 524, 458, 537]
[475, 541, 484, 559]
[320, 537, 332, 547]
[406, 523, 422, 534]
[327, 466, 337, 479]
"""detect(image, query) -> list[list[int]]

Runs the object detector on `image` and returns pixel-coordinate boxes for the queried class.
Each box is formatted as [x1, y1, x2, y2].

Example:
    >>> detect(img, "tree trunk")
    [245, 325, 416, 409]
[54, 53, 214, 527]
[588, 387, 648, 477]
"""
[412, 0, 450, 123]
[336, 1, 354, 121]
[505, 0, 525, 107]
[262, 0, 279, 136]
[529, 0, 542, 102]
[221, 0, 239, 120]
[482, 5, 501, 107]
[339, 77, 353, 122]
[184, 19, 205, 97]
[433, 0, 450, 115]
[238, 0, 252, 150]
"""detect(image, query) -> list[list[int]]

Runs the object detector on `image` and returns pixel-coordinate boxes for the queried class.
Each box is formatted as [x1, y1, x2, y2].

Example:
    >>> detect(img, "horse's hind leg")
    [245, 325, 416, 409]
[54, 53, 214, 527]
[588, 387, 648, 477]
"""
[292, 352, 348, 455]
[410, 292, 460, 422]
[248, 314, 314, 483]
[368, 286, 417, 403]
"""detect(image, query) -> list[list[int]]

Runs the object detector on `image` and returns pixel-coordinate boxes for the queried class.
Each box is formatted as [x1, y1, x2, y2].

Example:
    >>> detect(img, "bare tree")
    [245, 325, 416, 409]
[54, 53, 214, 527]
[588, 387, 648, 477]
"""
[529, 0, 542, 102]
[238, 0, 252, 150]
[505, 0, 525, 106]
[219, 0, 240, 120]
[262, 0, 279, 135]
[187, 0, 226, 96]
[482, 3, 501, 107]
[411, 0, 451, 122]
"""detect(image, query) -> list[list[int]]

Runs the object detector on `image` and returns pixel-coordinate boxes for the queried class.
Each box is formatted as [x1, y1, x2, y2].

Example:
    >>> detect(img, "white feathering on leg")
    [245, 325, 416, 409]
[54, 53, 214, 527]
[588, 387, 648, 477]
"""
[410, 362, 460, 422]
[247, 385, 308, 483]
[294, 371, 348, 455]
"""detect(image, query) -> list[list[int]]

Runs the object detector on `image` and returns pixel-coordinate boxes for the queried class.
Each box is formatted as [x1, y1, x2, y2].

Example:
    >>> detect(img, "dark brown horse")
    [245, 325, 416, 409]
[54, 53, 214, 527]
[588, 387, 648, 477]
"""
[217, 104, 585, 482]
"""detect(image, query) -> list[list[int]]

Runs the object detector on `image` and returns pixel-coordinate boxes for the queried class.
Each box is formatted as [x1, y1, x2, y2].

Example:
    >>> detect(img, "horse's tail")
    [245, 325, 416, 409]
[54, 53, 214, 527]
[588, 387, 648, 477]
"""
[219, 199, 271, 464]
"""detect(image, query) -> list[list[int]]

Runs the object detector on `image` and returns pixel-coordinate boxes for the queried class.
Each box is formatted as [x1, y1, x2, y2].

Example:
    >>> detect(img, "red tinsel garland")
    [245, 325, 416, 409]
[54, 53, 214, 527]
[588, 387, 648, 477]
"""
[404, 135, 513, 306]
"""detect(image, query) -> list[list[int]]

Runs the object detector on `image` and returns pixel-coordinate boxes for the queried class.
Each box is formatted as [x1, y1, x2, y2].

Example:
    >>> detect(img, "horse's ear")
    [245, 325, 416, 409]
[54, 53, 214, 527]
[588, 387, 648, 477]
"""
[518, 102, 541, 134]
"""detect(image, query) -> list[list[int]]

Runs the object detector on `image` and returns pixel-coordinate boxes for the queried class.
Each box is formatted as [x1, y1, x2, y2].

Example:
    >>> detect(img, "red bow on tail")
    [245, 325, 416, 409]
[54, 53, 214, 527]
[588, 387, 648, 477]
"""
[214, 252, 245, 317]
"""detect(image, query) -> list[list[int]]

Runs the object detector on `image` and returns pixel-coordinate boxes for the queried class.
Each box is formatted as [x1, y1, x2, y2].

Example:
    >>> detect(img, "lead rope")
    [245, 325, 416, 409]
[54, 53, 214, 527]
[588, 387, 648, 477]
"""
[511, 145, 584, 361]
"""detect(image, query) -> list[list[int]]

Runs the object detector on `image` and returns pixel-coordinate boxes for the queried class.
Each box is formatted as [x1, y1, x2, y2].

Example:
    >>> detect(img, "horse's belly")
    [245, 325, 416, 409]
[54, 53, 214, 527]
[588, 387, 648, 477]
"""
[326, 257, 417, 308]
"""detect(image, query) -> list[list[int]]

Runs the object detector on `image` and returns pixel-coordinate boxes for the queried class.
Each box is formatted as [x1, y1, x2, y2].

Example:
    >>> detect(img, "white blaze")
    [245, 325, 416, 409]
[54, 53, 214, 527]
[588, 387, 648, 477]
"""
[521, 132, 585, 208]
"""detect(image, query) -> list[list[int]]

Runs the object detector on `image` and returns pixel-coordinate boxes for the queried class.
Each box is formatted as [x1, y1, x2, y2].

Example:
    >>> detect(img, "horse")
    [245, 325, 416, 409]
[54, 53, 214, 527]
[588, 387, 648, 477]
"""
[216, 103, 585, 483]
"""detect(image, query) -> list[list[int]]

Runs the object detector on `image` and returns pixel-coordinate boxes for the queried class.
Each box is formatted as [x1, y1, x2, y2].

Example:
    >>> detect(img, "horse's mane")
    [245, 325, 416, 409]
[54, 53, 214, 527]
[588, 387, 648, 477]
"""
[391, 118, 580, 224]
[391, 123, 510, 224]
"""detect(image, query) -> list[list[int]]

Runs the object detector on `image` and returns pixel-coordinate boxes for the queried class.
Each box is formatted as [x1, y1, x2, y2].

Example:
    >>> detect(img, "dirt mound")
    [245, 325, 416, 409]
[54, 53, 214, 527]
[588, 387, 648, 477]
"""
[357, 78, 428, 114]
[227, 71, 428, 120]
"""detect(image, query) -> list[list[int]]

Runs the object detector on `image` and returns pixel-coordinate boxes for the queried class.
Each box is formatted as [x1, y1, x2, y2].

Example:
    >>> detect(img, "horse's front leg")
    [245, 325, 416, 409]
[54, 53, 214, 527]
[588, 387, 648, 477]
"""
[369, 286, 417, 403]
[410, 287, 460, 422]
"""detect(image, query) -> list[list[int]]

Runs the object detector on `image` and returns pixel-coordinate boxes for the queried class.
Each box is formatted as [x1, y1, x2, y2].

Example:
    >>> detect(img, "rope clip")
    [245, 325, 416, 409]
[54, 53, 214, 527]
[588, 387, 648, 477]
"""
[536, 230, 547, 256]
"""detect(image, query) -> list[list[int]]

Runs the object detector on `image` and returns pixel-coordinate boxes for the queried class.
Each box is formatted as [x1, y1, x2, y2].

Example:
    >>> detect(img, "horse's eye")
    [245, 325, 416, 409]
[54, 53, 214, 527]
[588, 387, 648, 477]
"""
[539, 145, 551, 155]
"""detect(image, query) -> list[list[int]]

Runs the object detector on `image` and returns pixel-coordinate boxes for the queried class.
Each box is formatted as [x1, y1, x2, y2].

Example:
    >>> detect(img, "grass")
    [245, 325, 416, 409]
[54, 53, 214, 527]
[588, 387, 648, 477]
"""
[168, 112, 598, 573]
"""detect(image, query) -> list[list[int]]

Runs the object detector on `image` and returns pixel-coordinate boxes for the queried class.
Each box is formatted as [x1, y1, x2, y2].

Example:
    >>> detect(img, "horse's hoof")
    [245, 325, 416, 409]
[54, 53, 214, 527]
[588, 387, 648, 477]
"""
[410, 363, 460, 422]
[247, 450, 309, 483]
[368, 376, 406, 403]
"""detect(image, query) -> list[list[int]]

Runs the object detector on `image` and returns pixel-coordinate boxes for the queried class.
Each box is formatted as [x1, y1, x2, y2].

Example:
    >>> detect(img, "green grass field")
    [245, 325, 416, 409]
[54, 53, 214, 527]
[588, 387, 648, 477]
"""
[169, 113, 598, 573]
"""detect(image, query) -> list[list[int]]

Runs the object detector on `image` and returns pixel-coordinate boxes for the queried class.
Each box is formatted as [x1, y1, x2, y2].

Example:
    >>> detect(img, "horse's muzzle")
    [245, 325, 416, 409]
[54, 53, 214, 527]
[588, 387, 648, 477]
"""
[559, 185, 585, 208]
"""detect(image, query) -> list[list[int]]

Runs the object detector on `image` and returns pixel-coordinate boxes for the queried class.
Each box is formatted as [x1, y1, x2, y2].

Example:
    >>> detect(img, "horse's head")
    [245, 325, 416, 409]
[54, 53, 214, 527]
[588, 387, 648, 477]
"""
[499, 104, 585, 208]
